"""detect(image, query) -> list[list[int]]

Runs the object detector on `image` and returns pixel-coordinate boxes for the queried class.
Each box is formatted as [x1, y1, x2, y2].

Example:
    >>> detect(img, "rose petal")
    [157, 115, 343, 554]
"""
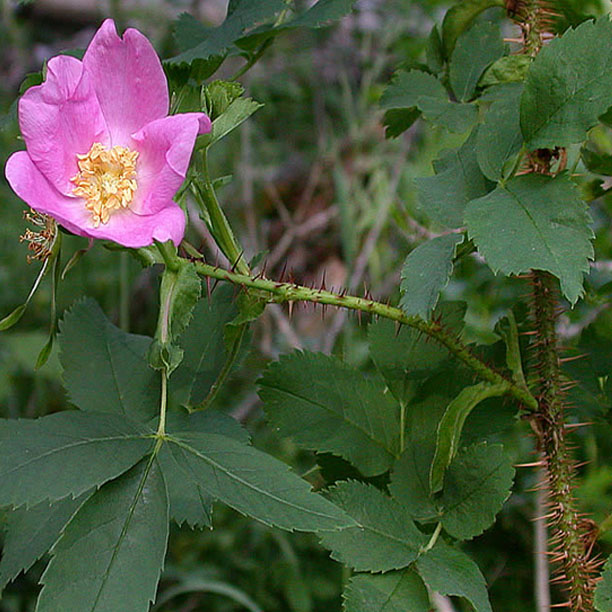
[18, 55, 108, 196]
[83, 19, 169, 146]
[85, 205, 186, 248]
[5, 151, 92, 237]
[130, 113, 206, 214]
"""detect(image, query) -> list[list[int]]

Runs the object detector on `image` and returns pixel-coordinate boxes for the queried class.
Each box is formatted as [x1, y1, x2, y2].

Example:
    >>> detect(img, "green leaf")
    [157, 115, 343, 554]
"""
[582, 147, 612, 176]
[0, 493, 90, 591]
[495, 311, 528, 389]
[319, 481, 427, 572]
[426, 26, 444, 74]
[521, 16, 612, 149]
[382, 108, 420, 139]
[464, 173, 594, 304]
[430, 382, 508, 493]
[163, 431, 354, 532]
[416, 129, 494, 228]
[450, 22, 504, 102]
[169, 287, 240, 409]
[400, 234, 464, 319]
[595, 555, 612, 611]
[343, 569, 430, 612]
[441, 0, 505, 57]
[416, 541, 492, 612]
[368, 304, 464, 405]
[380, 70, 476, 135]
[169, 2, 285, 65]
[0, 304, 27, 332]
[59, 299, 159, 421]
[208, 97, 263, 145]
[440, 443, 515, 540]
[285, 0, 355, 28]
[159, 410, 249, 528]
[476, 83, 524, 181]
[0, 411, 151, 508]
[258, 352, 400, 477]
[480, 55, 532, 87]
[389, 441, 440, 524]
[162, 260, 202, 339]
[36, 458, 168, 612]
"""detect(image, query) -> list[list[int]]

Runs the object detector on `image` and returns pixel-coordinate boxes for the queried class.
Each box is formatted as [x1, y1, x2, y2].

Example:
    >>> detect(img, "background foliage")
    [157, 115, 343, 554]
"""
[3, 0, 612, 611]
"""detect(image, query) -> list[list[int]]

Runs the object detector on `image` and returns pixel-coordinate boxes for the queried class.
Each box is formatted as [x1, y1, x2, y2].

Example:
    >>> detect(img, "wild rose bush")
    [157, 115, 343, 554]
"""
[3, 2, 612, 612]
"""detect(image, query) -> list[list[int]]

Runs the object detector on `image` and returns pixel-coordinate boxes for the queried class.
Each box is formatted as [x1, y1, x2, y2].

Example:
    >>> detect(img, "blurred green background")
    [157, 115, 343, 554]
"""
[2, 1, 612, 610]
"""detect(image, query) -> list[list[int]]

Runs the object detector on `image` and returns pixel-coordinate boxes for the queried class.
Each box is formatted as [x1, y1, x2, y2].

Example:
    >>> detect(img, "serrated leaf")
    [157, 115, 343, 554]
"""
[382, 108, 420, 139]
[441, 0, 505, 57]
[36, 458, 168, 612]
[163, 260, 201, 339]
[0, 411, 151, 508]
[380, 70, 476, 135]
[368, 304, 464, 405]
[0, 492, 90, 591]
[430, 382, 508, 493]
[169, 2, 285, 65]
[476, 83, 524, 181]
[465, 173, 594, 304]
[59, 299, 159, 421]
[209, 97, 263, 145]
[450, 22, 504, 102]
[319, 481, 427, 572]
[426, 26, 444, 74]
[416, 542, 492, 612]
[343, 569, 430, 612]
[440, 443, 515, 540]
[416, 129, 494, 228]
[595, 555, 612, 611]
[169, 287, 240, 409]
[164, 431, 354, 532]
[400, 233, 463, 319]
[258, 351, 400, 477]
[159, 410, 249, 528]
[521, 16, 612, 149]
[286, 0, 355, 28]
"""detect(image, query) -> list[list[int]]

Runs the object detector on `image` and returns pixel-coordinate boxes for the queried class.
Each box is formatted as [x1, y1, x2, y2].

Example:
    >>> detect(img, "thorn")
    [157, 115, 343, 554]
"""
[279, 261, 288, 282]
[559, 354, 588, 363]
[206, 275, 211, 301]
[564, 422, 593, 430]
[288, 301, 294, 318]
[357, 308, 362, 326]
[514, 461, 545, 468]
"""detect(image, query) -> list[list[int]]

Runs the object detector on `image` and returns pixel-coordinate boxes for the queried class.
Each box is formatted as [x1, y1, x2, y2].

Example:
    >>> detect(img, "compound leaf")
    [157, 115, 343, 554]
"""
[343, 569, 430, 612]
[440, 443, 515, 540]
[521, 16, 612, 149]
[59, 299, 159, 422]
[36, 459, 168, 612]
[0, 412, 151, 508]
[259, 351, 400, 477]
[465, 173, 594, 304]
[400, 233, 464, 319]
[319, 481, 427, 572]
[416, 542, 492, 612]
[163, 431, 354, 532]
[416, 129, 494, 228]
[0, 493, 90, 591]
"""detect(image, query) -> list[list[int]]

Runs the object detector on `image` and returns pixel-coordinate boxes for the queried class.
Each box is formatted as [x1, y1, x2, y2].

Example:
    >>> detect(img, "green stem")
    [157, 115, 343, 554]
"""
[156, 369, 168, 437]
[191, 261, 538, 410]
[422, 522, 442, 554]
[193, 150, 250, 275]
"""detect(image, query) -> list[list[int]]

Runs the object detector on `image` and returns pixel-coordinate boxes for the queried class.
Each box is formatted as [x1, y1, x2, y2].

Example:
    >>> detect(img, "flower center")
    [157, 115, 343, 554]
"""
[71, 142, 139, 226]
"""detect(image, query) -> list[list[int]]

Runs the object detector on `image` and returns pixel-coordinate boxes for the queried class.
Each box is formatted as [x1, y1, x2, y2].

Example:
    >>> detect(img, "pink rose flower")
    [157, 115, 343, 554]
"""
[5, 19, 211, 248]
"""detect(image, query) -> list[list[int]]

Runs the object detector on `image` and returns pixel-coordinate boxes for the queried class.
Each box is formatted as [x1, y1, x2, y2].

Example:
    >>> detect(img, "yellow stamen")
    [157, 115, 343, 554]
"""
[71, 142, 139, 227]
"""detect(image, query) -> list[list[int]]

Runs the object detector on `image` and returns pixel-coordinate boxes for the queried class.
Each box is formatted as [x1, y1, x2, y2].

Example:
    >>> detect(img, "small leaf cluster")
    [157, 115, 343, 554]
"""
[259, 305, 516, 611]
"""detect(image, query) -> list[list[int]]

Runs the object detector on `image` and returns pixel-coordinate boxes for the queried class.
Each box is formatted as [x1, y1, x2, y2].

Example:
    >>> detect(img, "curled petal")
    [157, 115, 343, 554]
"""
[83, 19, 169, 146]
[18, 55, 108, 195]
[5, 151, 92, 237]
[131, 113, 207, 214]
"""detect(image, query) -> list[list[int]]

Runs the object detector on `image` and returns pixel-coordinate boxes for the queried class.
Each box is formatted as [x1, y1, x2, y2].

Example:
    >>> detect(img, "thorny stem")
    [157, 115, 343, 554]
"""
[191, 261, 538, 410]
[529, 272, 596, 611]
